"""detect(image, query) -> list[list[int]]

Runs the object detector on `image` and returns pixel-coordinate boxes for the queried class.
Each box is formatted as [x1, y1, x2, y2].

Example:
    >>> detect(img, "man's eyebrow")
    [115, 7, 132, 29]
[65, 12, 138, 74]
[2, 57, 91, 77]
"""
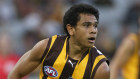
[82, 21, 98, 25]
[82, 22, 92, 24]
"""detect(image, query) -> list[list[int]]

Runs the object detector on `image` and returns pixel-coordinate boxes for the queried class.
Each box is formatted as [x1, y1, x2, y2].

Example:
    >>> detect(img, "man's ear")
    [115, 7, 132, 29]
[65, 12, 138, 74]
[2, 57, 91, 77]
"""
[66, 24, 75, 36]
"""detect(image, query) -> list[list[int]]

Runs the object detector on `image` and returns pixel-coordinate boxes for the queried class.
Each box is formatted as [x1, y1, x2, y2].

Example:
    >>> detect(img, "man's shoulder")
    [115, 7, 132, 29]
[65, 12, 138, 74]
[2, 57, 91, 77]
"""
[37, 38, 49, 48]
[94, 62, 110, 79]
[48, 34, 68, 45]
[29, 38, 49, 61]
[91, 46, 110, 66]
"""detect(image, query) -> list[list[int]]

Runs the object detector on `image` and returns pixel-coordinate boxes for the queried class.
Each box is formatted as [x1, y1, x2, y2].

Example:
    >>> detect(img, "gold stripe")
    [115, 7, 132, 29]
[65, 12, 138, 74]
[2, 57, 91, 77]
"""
[47, 37, 68, 79]
[39, 35, 58, 79]
[72, 52, 89, 79]
[90, 55, 106, 78]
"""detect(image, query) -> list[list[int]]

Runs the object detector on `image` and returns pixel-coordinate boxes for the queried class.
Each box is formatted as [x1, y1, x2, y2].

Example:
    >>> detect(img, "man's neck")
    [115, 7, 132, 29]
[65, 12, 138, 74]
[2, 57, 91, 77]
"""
[68, 37, 88, 60]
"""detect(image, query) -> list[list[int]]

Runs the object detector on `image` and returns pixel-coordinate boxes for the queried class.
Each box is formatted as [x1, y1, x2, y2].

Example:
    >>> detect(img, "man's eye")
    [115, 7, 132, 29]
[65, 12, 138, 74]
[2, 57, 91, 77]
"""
[95, 25, 98, 28]
[94, 23, 98, 28]
[83, 24, 90, 27]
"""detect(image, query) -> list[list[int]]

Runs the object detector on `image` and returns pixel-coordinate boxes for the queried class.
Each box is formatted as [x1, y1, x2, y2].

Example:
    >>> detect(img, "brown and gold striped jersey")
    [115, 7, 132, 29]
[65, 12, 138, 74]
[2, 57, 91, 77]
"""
[39, 35, 109, 79]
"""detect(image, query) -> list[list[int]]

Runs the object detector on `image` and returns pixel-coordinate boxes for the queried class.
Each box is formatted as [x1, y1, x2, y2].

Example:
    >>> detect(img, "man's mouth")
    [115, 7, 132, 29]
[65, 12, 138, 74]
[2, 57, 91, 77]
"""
[88, 37, 95, 43]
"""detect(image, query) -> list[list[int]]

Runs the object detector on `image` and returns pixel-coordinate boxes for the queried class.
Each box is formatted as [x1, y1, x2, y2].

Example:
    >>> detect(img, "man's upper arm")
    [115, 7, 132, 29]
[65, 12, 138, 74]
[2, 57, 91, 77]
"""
[94, 62, 110, 79]
[8, 38, 49, 78]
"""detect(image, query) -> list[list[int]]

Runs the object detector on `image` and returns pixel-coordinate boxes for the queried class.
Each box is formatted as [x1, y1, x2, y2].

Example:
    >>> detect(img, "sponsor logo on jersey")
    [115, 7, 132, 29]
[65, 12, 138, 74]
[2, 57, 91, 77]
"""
[44, 66, 58, 77]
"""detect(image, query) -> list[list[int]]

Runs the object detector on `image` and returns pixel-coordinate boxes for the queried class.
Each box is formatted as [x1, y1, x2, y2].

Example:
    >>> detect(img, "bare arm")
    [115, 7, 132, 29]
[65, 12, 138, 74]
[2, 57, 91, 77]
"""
[110, 36, 134, 79]
[94, 62, 110, 79]
[8, 38, 49, 79]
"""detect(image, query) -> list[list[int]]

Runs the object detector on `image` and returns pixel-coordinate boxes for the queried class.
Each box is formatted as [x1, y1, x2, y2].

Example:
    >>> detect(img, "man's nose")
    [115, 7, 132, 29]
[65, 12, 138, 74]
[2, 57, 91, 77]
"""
[89, 26, 97, 34]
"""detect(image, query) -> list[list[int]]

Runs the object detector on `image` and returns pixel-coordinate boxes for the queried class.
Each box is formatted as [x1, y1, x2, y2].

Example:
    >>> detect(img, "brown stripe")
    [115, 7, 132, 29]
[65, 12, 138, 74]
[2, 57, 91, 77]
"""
[43, 76, 46, 79]
[59, 57, 78, 79]
[90, 58, 108, 79]
[44, 35, 67, 66]
[83, 47, 100, 79]
[40, 38, 52, 62]
[43, 35, 67, 78]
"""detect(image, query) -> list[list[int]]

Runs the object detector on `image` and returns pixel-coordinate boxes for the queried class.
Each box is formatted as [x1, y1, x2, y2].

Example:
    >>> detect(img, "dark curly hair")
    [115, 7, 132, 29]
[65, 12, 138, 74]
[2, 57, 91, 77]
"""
[63, 3, 99, 36]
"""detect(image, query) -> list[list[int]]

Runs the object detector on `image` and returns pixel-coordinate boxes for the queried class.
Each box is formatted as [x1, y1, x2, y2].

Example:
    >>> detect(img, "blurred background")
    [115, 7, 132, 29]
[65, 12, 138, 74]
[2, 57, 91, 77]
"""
[0, 0, 140, 79]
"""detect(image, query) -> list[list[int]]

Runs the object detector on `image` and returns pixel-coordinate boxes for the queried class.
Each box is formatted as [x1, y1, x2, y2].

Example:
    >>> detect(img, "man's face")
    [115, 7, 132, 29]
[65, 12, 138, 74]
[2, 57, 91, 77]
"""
[72, 13, 98, 48]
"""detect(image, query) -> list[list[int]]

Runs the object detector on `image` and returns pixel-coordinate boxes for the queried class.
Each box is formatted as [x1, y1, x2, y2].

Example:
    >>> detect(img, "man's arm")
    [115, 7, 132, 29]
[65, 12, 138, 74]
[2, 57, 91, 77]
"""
[8, 38, 49, 79]
[94, 62, 110, 79]
[110, 36, 134, 79]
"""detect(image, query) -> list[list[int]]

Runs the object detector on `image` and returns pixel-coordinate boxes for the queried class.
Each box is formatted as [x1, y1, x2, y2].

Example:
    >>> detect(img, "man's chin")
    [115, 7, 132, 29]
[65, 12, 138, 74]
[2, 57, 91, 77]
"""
[86, 44, 94, 48]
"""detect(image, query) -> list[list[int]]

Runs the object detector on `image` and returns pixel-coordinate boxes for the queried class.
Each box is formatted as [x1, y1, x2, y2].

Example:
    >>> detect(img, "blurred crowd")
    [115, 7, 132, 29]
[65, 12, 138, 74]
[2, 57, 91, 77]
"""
[0, 0, 140, 79]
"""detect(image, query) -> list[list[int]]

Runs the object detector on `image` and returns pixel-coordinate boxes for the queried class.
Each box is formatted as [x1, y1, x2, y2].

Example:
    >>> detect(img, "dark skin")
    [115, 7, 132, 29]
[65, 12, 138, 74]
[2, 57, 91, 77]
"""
[7, 39, 49, 79]
[8, 13, 110, 79]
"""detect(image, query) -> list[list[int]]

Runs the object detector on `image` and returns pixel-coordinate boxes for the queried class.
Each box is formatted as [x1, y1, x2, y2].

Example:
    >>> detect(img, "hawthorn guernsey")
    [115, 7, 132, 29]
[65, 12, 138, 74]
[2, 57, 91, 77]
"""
[7, 4, 110, 79]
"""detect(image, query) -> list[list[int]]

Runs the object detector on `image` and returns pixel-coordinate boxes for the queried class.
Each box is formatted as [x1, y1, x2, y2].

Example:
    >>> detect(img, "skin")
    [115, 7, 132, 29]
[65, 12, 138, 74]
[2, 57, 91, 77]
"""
[67, 13, 98, 60]
[8, 13, 110, 79]
[94, 62, 110, 79]
[8, 39, 49, 79]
